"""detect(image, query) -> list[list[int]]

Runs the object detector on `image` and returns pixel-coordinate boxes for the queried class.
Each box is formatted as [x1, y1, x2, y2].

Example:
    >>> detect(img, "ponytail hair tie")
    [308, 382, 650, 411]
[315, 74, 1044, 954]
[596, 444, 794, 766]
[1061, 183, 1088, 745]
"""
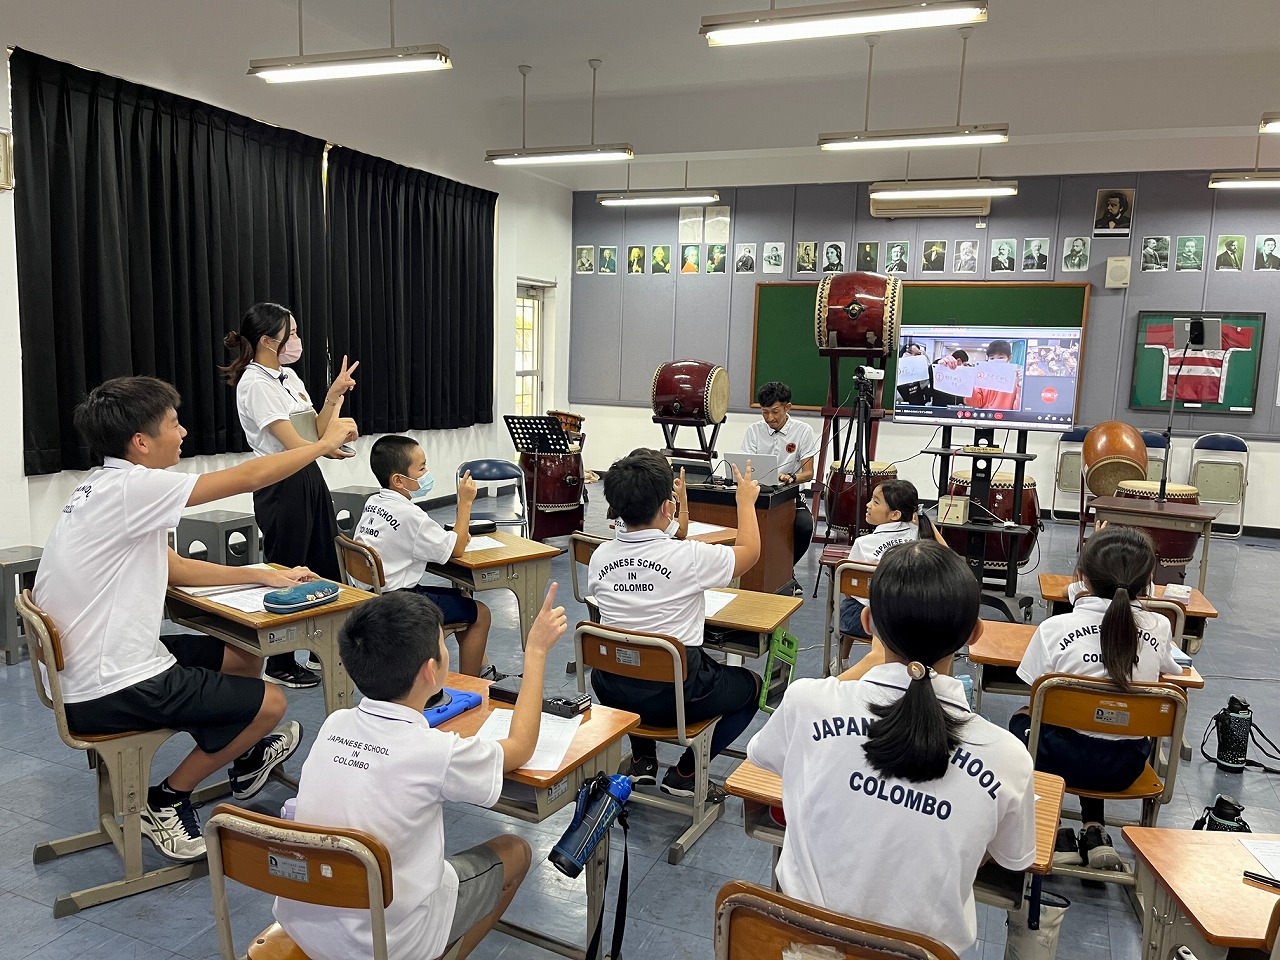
[906, 661, 929, 681]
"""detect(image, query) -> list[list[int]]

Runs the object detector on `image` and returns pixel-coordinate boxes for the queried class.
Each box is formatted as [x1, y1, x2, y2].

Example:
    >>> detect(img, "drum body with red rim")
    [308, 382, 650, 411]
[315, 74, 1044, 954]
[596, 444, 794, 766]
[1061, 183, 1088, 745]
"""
[547, 409, 585, 440]
[825, 461, 898, 540]
[942, 471, 1041, 570]
[814, 272, 901, 354]
[651, 360, 730, 424]
[1114, 480, 1201, 567]
[520, 452, 586, 541]
[1083, 421, 1148, 496]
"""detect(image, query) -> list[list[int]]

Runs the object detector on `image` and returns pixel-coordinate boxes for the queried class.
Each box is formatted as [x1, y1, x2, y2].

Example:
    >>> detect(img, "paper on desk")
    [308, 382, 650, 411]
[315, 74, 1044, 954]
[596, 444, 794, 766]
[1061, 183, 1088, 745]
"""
[686, 521, 727, 537]
[475, 710, 583, 771]
[206, 586, 273, 613]
[464, 535, 505, 552]
[173, 564, 274, 597]
[1240, 838, 1280, 878]
[704, 590, 736, 619]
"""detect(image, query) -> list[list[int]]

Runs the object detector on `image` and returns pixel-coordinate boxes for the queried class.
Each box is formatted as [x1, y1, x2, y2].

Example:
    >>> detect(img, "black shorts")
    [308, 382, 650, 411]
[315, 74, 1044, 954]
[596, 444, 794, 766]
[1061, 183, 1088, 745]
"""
[408, 585, 480, 626]
[63, 635, 265, 754]
[590, 646, 757, 728]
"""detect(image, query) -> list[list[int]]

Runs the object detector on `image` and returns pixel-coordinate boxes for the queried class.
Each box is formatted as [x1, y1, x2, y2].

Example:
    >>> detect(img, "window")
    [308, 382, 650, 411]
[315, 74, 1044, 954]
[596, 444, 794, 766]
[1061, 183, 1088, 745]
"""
[515, 286, 542, 415]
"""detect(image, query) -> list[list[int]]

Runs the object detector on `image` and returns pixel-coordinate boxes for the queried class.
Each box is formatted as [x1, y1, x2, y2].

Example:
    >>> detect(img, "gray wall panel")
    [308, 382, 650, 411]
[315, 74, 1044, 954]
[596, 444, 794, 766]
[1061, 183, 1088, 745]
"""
[728, 186, 796, 408]
[568, 193, 625, 402]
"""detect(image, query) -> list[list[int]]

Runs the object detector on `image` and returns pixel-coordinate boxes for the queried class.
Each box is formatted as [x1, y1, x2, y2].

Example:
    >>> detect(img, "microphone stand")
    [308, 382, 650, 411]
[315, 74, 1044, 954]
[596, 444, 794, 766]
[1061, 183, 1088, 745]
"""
[1158, 340, 1193, 505]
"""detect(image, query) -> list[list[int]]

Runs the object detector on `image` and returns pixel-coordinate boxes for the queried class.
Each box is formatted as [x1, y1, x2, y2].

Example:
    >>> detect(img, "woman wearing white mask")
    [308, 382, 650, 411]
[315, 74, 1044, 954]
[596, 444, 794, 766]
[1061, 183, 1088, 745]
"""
[222, 302, 358, 688]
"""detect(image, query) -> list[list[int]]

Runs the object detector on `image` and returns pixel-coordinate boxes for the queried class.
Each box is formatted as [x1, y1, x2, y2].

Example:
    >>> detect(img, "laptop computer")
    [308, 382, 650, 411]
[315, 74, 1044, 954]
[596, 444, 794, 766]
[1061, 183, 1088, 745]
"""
[723, 451, 782, 486]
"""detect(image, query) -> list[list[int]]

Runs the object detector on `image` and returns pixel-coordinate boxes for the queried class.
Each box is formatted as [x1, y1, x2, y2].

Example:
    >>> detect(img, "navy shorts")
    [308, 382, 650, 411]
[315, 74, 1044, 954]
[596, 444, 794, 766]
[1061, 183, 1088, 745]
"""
[408, 585, 480, 626]
[63, 634, 265, 755]
[1009, 713, 1151, 793]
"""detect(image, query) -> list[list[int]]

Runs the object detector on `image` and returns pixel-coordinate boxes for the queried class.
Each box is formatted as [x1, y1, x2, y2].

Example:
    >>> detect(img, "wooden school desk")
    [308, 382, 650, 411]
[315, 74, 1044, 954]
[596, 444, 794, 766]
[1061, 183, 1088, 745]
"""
[1038, 573, 1219, 655]
[725, 762, 1067, 929]
[424, 530, 560, 644]
[704, 588, 804, 660]
[1123, 827, 1280, 959]
[1089, 495, 1221, 594]
[686, 522, 738, 546]
[166, 575, 375, 715]
[686, 484, 798, 593]
[439, 673, 640, 960]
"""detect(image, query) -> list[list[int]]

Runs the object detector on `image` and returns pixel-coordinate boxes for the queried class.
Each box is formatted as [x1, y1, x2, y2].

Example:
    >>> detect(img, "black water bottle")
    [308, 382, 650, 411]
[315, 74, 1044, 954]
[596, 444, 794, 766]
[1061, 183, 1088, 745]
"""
[1213, 696, 1252, 772]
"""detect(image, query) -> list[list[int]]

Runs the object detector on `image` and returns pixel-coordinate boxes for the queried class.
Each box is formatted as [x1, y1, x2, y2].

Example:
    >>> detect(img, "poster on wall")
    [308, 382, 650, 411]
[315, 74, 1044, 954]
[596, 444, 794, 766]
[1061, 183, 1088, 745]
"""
[704, 206, 731, 244]
[735, 243, 756, 273]
[856, 241, 879, 271]
[1130, 311, 1265, 415]
[678, 207, 704, 244]
[575, 246, 595, 274]
[1093, 189, 1134, 238]
[651, 245, 672, 273]
[627, 245, 646, 274]
[762, 241, 785, 273]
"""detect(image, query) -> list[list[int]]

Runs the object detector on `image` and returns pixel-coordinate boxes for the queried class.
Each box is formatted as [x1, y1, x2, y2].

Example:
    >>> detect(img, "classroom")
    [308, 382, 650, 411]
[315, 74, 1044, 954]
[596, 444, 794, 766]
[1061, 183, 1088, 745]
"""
[0, 3, 1278, 960]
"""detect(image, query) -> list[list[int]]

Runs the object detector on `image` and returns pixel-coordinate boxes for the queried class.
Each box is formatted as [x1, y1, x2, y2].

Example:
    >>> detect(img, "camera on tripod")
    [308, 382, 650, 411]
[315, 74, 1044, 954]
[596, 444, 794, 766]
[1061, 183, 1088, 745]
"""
[855, 365, 885, 381]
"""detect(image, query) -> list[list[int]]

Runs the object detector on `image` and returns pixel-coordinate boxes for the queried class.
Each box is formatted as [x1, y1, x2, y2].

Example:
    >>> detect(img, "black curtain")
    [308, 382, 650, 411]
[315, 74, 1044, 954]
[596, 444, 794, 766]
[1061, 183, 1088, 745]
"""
[11, 48, 329, 474]
[326, 146, 496, 433]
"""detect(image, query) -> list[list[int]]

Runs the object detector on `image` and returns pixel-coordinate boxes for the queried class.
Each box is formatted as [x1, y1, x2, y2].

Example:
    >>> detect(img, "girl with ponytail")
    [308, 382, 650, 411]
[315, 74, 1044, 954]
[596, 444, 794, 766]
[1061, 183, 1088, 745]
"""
[1011, 526, 1183, 870]
[748, 541, 1036, 957]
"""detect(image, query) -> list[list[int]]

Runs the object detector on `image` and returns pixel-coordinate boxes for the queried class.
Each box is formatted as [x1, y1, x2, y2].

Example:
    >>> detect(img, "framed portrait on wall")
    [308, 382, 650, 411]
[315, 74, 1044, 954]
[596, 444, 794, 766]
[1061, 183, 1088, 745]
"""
[1129, 311, 1265, 415]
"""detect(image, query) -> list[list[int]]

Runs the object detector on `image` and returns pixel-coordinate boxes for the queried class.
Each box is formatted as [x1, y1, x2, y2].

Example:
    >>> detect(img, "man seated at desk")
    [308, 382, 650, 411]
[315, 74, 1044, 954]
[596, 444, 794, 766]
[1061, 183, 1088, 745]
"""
[741, 381, 818, 594]
[587, 453, 762, 802]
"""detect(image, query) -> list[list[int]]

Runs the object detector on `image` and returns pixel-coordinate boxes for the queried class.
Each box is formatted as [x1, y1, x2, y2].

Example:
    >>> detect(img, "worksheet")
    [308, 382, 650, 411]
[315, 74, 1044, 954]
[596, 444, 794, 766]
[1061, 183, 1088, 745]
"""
[1240, 838, 1280, 878]
[464, 535, 505, 552]
[207, 586, 273, 613]
[686, 521, 727, 537]
[475, 710, 583, 771]
[704, 590, 737, 619]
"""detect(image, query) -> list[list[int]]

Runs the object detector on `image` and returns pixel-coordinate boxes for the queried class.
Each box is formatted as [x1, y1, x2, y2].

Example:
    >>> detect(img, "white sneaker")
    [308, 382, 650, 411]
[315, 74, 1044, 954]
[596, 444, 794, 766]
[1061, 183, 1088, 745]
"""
[829, 657, 846, 676]
[141, 797, 206, 861]
[230, 721, 303, 800]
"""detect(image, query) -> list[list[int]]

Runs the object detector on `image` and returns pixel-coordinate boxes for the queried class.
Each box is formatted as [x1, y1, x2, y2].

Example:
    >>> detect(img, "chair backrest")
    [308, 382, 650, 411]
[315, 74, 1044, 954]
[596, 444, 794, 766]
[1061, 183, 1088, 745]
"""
[458, 458, 524, 483]
[1138, 598, 1186, 643]
[575, 621, 696, 736]
[569, 532, 607, 616]
[1140, 431, 1169, 450]
[206, 804, 394, 960]
[714, 880, 959, 960]
[834, 560, 875, 601]
[336, 534, 385, 594]
[1061, 426, 1092, 444]
[16, 590, 80, 747]
[1192, 432, 1248, 454]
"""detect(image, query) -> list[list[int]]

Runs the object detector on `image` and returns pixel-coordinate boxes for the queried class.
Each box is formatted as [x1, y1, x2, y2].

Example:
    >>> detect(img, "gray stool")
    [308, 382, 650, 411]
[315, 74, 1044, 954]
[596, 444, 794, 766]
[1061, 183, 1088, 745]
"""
[176, 510, 261, 566]
[0, 545, 42, 665]
[332, 486, 377, 536]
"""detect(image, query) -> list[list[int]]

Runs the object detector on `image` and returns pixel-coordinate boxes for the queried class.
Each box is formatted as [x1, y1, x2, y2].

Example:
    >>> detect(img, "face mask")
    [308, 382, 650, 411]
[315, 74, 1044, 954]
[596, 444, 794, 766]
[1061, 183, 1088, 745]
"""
[408, 471, 434, 500]
[664, 518, 679, 537]
[278, 335, 303, 365]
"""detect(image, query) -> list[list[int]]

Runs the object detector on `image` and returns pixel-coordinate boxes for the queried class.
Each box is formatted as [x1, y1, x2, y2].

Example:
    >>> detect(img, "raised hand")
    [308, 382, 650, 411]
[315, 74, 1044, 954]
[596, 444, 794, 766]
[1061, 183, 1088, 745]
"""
[457, 470, 477, 505]
[526, 582, 567, 655]
[328, 355, 360, 400]
[732, 460, 760, 504]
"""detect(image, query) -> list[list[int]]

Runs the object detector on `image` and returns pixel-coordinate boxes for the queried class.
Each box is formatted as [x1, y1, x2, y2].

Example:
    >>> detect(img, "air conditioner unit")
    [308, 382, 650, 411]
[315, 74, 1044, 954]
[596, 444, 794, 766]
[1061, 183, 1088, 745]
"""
[869, 195, 993, 218]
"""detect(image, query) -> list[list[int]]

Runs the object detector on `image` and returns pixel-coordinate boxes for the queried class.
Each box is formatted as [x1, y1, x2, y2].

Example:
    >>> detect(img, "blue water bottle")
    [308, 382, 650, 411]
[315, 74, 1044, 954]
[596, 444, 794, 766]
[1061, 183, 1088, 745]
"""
[549, 774, 632, 878]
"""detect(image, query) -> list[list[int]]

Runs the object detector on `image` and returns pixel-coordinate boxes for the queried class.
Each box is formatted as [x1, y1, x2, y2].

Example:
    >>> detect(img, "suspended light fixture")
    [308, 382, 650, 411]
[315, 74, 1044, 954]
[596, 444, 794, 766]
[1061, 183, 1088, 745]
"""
[249, 0, 451, 83]
[486, 61, 634, 166]
[597, 161, 719, 207]
[819, 29, 1008, 151]
[1208, 121, 1280, 189]
[701, 0, 987, 47]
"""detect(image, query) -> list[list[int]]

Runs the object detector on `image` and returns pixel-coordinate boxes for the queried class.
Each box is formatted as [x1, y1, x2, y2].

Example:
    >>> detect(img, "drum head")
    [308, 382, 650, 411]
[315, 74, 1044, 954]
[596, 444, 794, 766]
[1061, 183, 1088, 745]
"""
[706, 367, 730, 423]
[1087, 458, 1148, 497]
[1117, 480, 1198, 498]
[949, 470, 1036, 489]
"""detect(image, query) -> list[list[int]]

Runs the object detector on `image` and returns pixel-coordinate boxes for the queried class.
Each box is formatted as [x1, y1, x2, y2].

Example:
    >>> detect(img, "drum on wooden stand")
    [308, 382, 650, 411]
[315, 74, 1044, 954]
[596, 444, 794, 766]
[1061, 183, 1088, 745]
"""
[520, 452, 586, 542]
[1083, 421, 1148, 496]
[814, 272, 902, 353]
[547, 409, 585, 443]
[1113, 480, 1202, 568]
[651, 360, 730, 424]
[825, 461, 898, 541]
[942, 471, 1042, 570]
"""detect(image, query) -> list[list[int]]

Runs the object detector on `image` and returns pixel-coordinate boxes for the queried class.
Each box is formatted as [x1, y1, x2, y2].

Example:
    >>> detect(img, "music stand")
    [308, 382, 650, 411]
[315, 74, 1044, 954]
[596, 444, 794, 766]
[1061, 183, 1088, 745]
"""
[503, 415, 572, 454]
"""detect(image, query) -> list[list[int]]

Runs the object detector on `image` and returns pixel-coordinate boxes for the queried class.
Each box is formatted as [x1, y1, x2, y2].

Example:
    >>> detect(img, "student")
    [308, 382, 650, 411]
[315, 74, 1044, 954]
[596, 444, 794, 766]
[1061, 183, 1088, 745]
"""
[608, 448, 689, 539]
[274, 584, 567, 960]
[354, 435, 501, 679]
[587, 454, 762, 801]
[33, 376, 358, 861]
[747, 541, 1037, 958]
[833, 479, 933, 672]
[1011, 526, 1181, 869]
[223, 302, 359, 688]
[941, 339, 1022, 410]
[741, 381, 818, 593]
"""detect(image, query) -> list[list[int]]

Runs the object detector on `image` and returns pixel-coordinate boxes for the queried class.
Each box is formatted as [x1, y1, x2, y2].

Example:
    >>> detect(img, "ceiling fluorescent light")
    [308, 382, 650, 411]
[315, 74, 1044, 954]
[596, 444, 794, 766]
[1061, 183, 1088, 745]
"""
[701, 0, 987, 46]
[820, 123, 1008, 151]
[1260, 113, 1280, 134]
[869, 178, 1018, 200]
[248, 45, 451, 83]
[486, 144, 635, 166]
[597, 189, 721, 207]
[1207, 172, 1280, 190]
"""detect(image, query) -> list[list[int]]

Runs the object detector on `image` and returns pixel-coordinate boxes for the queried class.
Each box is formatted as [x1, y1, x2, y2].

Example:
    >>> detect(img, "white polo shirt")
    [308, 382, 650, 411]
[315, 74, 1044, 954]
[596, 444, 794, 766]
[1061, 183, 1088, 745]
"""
[236, 362, 316, 456]
[851, 521, 916, 562]
[587, 527, 736, 647]
[274, 698, 503, 960]
[354, 489, 457, 592]
[33, 458, 197, 703]
[742, 416, 820, 478]
[747, 665, 1036, 955]
[1017, 595, 1182, 740]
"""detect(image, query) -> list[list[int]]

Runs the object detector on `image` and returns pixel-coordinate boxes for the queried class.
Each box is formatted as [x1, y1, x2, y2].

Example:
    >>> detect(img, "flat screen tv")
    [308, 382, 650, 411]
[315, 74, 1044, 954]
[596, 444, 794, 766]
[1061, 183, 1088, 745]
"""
[891, 324, 1083, 433]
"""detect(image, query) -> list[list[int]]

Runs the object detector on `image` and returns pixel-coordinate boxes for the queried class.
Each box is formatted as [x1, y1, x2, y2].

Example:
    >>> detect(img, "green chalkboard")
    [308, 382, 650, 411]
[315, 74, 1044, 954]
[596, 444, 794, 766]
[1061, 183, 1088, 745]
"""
[751, 281, 1091, 410]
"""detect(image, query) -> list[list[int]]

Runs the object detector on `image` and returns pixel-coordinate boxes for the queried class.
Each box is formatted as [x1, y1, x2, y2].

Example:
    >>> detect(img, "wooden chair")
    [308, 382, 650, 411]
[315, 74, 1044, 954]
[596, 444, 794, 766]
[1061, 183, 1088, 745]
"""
[15, 590, 205, 917]
[203, 803, 466, 960]
[714, 880, 959, 960]
[574, 621, 722, 864]
[1138, 597, 1187, 644]
[1027, 673, 1187, 885]
[335, 534, 469, 638]
[568, 531, 608, 622]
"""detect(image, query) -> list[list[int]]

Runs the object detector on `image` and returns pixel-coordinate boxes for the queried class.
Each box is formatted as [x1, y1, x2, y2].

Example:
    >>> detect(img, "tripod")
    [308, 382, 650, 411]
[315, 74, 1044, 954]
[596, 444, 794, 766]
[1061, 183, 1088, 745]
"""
[823, 371, 878, 541]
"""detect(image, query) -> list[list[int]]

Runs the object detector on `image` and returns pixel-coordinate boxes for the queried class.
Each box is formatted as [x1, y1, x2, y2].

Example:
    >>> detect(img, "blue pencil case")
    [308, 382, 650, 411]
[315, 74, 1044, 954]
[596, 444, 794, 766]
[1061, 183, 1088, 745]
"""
[424, 688, 483, 727]
[263, 580, 341, 614]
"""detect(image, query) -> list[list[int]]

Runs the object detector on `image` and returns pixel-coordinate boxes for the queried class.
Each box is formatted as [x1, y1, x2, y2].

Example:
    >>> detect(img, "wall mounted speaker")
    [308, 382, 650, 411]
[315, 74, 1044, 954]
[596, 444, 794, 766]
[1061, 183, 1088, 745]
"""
[1105, 256, 1131, 288]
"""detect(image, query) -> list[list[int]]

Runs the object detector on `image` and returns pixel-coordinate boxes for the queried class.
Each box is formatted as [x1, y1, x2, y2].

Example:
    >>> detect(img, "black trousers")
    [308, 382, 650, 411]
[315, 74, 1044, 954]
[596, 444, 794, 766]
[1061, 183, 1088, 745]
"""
[793, 496, 814, 567]
[254, 461, 341, 668]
